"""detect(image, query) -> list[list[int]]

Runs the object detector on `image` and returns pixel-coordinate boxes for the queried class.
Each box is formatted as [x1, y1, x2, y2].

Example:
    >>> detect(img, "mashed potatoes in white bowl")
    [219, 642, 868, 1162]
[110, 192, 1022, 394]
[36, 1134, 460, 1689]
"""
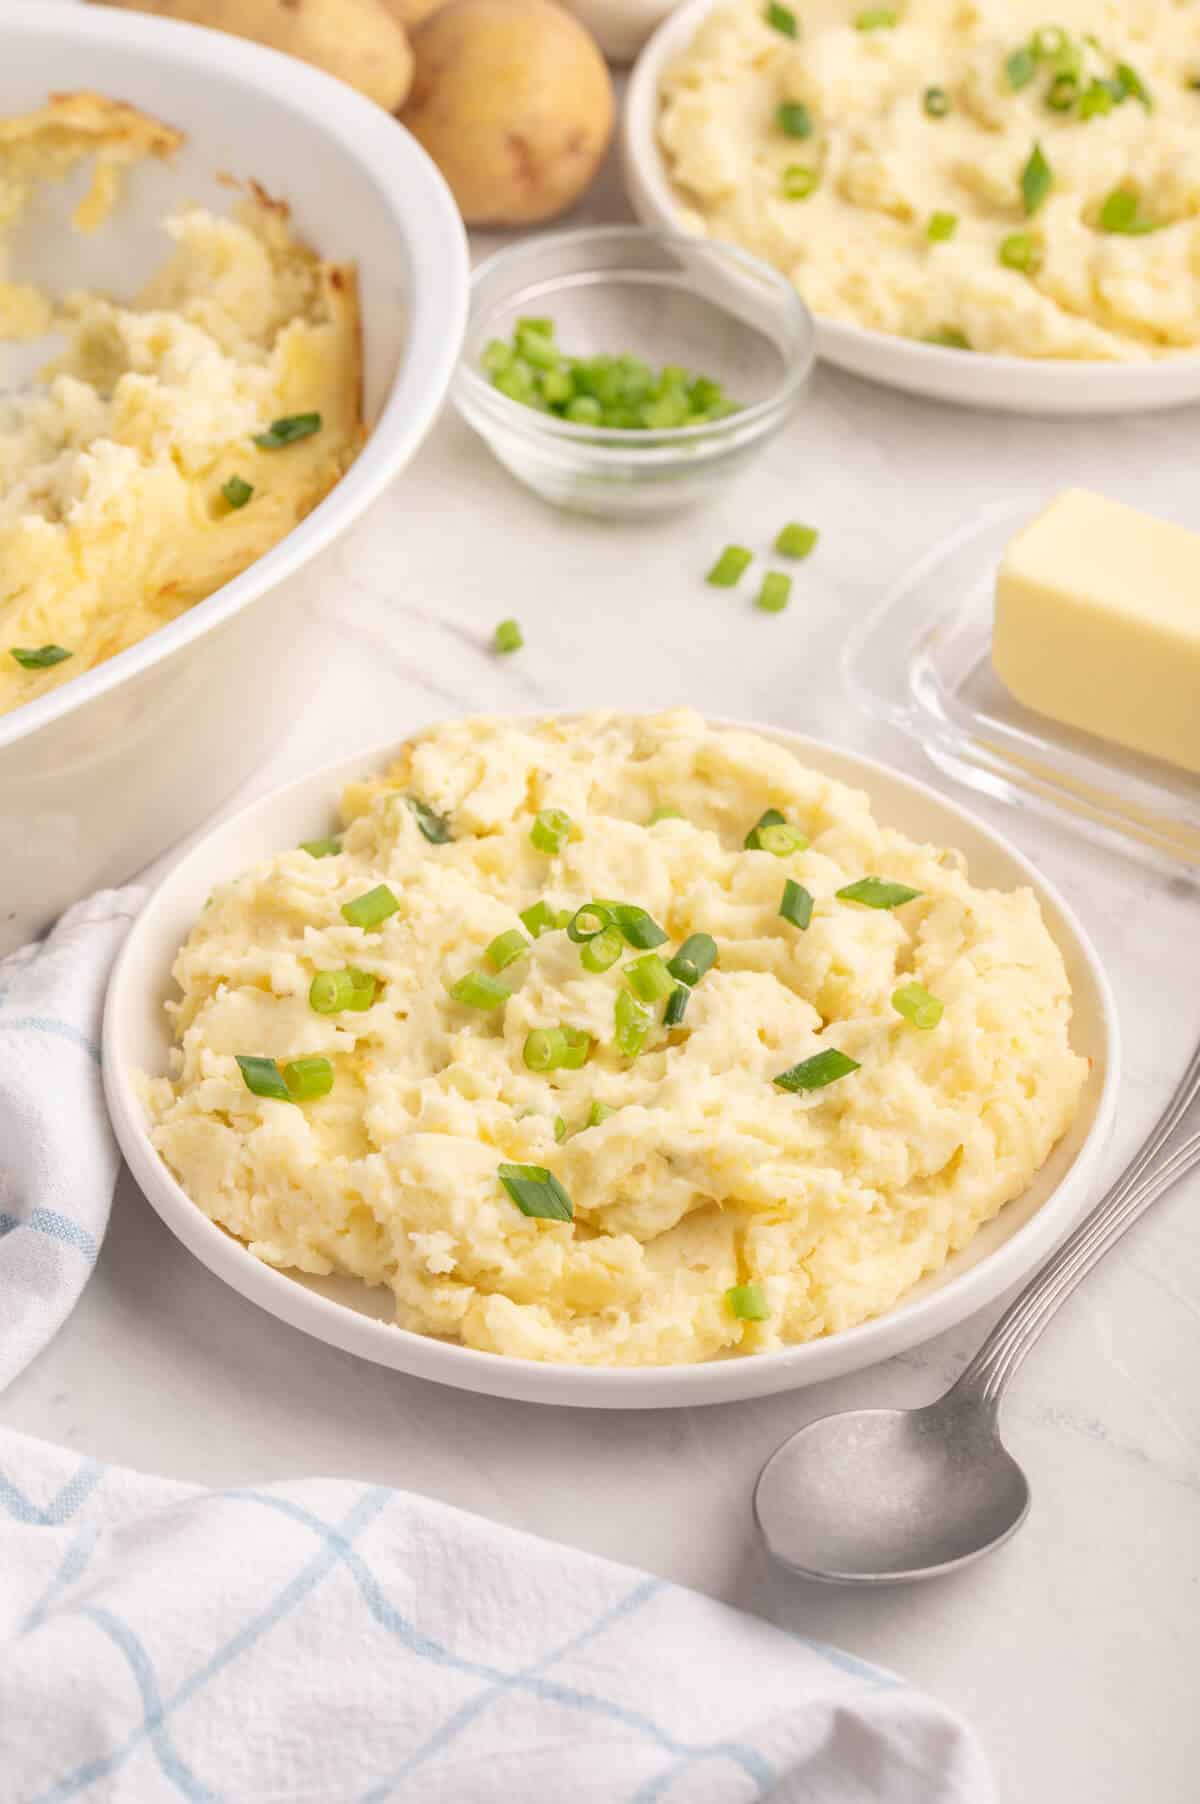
[104, 712, 1118, 1407]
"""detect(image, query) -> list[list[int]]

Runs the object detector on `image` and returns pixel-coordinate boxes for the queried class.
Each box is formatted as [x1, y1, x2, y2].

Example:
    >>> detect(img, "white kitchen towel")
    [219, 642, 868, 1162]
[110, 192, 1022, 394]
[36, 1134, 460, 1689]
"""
[0, 899, 994, 1803]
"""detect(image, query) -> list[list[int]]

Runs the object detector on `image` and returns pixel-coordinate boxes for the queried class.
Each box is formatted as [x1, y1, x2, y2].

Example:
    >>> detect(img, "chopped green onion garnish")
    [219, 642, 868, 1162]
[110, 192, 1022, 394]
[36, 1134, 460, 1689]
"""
[254, 412, 321, 448]
[781, 164, 818, 201]
[667, 933, 718, 986]
[10, 644, 71, 669]
[530, 808, 576, 855]
[524, 1027, 568, 1071]
[483, 322, 741, 430]
[559, 1026, 592, 1070]
[518, 315, 553, 335]
[300, 834, 341, 859]
[779, 879, 814, 930]
[892, 981, 944, 1029]
[221, 474, 253, 509]
[774, 522, 819, 560]
[777, 101, 813, 139]
[309, 968, 377, 1014]
[447, 970, 511, 1010]
[663, 984, 690, 1028]
[773, 1048, 861, 1092]
[1021, 141, 1052, 215]
[520, 899, 560, 938]
[614, 988, 653, 1058]
[586, 1101, 615, 1128]
[553, 1114, 568, 1143]
[836, 877, 922, 908]
[1006, 46, 1037, 89]
[1097, 188, 1157, 234]
[927, 210, 958, 242]
[581, 925, 624, 973]
[1045, 73, 1078, 111]
[1031, 25, 1067, 59]
[1078, 79, 1116, 118]
[567, 902, 613, 943]
[283, 1056, 334, 1101]
[757, 821, 808, 856]
[408, 797, 452, 844]
[744, 807, 785, 849]
[341, 884, 400, 929]
[1115, 62, 1151, 108]
[855, 7, 898, 27]
[756, 571, 792, 614]
[923, 85, 951, 117]
[648, 805, 685, 824]
[498, 1163, 573, 1221]
[235, 1055, 291, 1102]
[625, 953, 675, 1003]
[706, 544, 753, 588]
[726, 1282, 770, 1321]
[764, 2, 797, 36]
[998, 231, 1043, 274]
[606, 903, 669, 949]
[923, 326, 971, 349]
[493, 618, 523, 655]
[486, 928, 529, 971]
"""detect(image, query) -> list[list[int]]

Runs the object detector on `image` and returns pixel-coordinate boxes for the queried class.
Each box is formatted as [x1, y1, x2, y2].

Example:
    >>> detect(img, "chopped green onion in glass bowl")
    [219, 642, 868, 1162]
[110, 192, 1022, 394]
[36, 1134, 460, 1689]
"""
[452, 226, 814, 519]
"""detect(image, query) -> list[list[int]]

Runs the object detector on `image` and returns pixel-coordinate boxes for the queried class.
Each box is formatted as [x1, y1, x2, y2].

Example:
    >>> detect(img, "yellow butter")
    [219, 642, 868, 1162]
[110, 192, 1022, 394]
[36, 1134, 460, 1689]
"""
[993, 490, 1200, 777]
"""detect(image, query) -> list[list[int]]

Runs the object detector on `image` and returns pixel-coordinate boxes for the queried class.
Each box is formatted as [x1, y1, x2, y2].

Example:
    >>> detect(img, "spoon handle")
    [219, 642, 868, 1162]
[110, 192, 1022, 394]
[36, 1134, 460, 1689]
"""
[954, 1038, 1200, 1409]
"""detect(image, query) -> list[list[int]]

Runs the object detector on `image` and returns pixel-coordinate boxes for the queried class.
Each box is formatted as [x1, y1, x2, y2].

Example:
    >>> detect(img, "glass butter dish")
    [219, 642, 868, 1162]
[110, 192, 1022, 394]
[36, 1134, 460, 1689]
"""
[843, 504, 1200, 873]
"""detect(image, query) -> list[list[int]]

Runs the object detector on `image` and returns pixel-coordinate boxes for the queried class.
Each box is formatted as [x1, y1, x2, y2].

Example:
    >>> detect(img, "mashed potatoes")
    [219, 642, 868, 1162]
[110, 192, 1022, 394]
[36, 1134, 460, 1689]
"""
[0, 94, 361, 717]
[143, 712, 1089, 1366]
[658, 1, 1200, 358]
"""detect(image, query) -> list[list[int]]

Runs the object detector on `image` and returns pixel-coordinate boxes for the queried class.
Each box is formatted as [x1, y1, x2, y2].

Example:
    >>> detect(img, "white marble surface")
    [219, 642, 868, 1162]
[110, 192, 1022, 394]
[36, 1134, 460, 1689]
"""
[4, 158, 1200, 1803]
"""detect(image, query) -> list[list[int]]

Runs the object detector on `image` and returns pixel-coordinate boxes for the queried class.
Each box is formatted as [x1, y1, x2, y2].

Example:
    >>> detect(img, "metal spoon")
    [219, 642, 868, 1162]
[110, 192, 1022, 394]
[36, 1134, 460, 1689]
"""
[756, 1040, 1200, 1584]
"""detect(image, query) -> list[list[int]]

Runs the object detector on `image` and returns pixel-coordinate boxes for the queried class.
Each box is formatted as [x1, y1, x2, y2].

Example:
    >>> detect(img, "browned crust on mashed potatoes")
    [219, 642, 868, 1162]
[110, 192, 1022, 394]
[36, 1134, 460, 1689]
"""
[141, 711, 1089, 1367]
[0, 93, 362, 716]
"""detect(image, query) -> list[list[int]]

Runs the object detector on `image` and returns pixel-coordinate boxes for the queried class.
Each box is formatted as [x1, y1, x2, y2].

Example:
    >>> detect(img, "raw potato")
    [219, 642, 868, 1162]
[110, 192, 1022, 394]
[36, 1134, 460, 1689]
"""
[401, 0, 613, 226]
[94, 0, 414, 112]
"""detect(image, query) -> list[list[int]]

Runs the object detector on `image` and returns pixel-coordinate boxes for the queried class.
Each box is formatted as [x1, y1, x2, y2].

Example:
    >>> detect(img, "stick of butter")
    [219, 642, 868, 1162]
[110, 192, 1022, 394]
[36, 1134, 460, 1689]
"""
[993, 489, 1200, 776]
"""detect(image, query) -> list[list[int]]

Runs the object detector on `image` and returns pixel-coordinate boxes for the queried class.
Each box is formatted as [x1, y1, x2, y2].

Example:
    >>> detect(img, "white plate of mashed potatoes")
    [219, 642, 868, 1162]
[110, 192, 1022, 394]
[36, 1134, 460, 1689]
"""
[624, 0, 1200, 415]
[105, 712, 1118, 1407]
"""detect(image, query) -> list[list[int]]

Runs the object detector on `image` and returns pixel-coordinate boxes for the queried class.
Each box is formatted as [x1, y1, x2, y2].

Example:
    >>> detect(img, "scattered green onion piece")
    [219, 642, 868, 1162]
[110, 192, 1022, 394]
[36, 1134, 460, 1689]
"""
[408, 797, 452, 844]
[341, 884, 400, 929]
[553, 1115, 569, 1143]
[923, 85, 951, 117]
[764, 1, 797, 37]
[310, 969, 359, 1014]
[1045, 73, 1078, 111]
[773, 1048, 861, 1092]
[498, 1162, 573, 1221]
[567, 902, 614, 943]
[774, 522, 819, 560]
[607, 903, 668, 949]
[892, 981, 945, 1030]
[581, 925, 624, 973]
[448, 969, 511, 1010]
[927, 210, 958, 242]
[524, 1027, 568, 1071]
[777, 101, 813, 139]
[663, 984, 691, 1028]
[1031, 25, 1068, 59]
[1021, 141, 1052, 216]
[744, 808, 785, 849]
[625, 953, 675, 1003]
[283, 1056, 334, 1101]
[559, 1026, 592, 1070]
[1115, 62, 1151, 108]
[494, 619, 523, 654]
[998, 231, 1043, 274]
[486, 928, 529, 971]
[779, 879, 814, 930]
[614, 988, 653, 1058]
[1078, 79, 1116, 119]
[530, 808, 576, 855]
[586, 1101, 615, 1128]
[565, 395, 603, 425]
[235, 1055, 291, 1102]
[836, 877, 922, 908]
[1097, 188, 1157, 234]
[855, 7, 898, 27]
[706, 544, 753, 588]
[1006, 47, 1037, 90]
[648, 805, 685, 824]
[667, 933, 718, 986]
[781, 164, 818, 201]
[344, 968, 378, 1011]
[300, 835, 341, 859]
[923, 326, 971, 349]
[253, 412, 321, 448]
[10, 644, 71, 669]
[520, 899, 560, 938]
[757, 821, 808, 856]
[756, 571, 792, 614]
[726, 1282, 770, 1321]
[221, 475, 253, 509]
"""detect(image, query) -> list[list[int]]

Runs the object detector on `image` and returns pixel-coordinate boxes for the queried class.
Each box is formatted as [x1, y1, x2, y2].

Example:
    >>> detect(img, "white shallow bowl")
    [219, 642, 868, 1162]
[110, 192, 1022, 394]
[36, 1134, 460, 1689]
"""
[104, 714, 1120, 1409]
[624, 0, 1200, 417]
[0, 4, 468, 956]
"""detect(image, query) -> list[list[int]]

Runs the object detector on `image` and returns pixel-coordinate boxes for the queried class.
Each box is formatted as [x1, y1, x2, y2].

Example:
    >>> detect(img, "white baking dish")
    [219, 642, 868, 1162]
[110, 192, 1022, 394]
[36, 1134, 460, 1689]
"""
[0, 3, 468, 954]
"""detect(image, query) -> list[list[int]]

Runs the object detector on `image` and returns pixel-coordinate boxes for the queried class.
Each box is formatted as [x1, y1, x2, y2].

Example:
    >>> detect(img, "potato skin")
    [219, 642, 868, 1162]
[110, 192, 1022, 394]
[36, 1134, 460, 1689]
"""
[93, 0, 414, 111]
[400, 0, 614, 226]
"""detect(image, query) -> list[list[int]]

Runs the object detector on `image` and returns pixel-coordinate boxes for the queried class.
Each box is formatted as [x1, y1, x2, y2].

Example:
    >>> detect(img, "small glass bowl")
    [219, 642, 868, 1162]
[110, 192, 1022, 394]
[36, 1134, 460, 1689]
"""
[452, 225, 814, 519]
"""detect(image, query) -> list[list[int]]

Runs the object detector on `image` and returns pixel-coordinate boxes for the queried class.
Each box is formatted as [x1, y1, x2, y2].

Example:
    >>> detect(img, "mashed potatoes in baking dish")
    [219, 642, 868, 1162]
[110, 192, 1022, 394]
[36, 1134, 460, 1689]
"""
[658, 0, 1200, 358]
[0, 94, 361, 717]
[143, 713, 1089, 1366]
